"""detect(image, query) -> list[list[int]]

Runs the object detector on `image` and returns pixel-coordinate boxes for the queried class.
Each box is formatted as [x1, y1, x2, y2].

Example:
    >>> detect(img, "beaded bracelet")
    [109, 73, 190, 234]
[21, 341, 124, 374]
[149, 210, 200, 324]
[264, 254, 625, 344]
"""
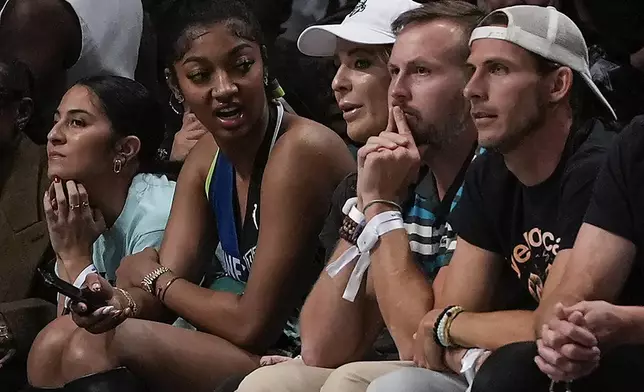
[339, 215, 363, 245]
[433, 306, 455, 346]
[441, 306, 465, 347]
[433, 305, 465, 348]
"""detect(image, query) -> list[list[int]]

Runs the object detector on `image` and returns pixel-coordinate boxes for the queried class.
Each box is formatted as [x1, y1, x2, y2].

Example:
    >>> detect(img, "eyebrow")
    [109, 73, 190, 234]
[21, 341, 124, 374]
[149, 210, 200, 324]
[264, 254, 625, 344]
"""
[389, 57, 437, 69]
[229, 42, 253, 56]
[54, 109, 92, 117]
[467, 57, 513, 68]
[346, 48, 376, 57]
[182, 43, 254, 65]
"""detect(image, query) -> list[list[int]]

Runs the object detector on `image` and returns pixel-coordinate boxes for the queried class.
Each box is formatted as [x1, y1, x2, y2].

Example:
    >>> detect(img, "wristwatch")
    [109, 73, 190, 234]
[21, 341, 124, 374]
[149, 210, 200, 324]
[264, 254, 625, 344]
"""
[141, 266, 171, 295]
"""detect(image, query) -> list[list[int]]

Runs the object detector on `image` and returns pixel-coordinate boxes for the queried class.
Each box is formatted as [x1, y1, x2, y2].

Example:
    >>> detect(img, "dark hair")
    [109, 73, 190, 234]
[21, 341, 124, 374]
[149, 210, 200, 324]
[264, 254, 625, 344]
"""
[75, 75, 164, 173]
[159, 0, 284, 98]
[392, 0, 484, 62]
[0, 57, 33, 105]
[160, 0, 266, 71]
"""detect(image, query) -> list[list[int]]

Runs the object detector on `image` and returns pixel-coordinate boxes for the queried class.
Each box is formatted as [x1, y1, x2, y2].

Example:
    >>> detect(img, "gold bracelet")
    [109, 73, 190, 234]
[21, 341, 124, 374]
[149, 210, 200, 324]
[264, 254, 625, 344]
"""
[160, 277, 181, 303]
[115, 287, 138, 317]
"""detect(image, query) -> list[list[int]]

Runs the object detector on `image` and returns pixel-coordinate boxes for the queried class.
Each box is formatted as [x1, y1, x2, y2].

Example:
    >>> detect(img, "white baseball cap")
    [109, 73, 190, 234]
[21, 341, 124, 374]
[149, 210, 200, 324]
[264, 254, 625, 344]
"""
[470, 5, 617, 119]
[297, 0, 421, 57]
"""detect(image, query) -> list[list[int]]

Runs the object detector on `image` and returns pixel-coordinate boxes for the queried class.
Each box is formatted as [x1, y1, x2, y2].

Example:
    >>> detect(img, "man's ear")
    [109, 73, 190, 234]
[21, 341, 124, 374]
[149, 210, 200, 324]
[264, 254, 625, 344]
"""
[549, 66, 574, 104]
[15, 97, 33, 131]
[116, 135, 141, 163]
[164, 68, 183, 101]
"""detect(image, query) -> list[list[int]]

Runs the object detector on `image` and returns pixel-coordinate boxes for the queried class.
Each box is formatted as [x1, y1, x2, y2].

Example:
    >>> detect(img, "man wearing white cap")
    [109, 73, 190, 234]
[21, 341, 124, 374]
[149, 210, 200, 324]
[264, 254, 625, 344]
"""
[368, 5, 619, 392]
[237, 1, 483, 391]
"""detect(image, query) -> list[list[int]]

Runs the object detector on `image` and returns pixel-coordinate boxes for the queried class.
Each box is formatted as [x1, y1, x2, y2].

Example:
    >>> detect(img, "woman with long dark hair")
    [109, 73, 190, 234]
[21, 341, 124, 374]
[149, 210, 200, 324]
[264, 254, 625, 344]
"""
[26, 75, 175, 390]
[44, 75, 175, 297]
[27, 1, 354, 391]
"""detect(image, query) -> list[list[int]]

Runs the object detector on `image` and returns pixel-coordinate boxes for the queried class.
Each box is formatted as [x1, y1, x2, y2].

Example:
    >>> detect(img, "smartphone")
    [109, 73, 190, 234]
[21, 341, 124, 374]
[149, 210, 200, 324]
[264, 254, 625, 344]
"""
[38, 267, 106, 312]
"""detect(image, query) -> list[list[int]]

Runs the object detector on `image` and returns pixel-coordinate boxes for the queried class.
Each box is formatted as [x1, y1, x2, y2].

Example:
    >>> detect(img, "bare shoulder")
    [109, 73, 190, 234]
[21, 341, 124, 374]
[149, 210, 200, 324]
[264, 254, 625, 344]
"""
[273, 113, 353, 168]
[261, 113, 354, 191]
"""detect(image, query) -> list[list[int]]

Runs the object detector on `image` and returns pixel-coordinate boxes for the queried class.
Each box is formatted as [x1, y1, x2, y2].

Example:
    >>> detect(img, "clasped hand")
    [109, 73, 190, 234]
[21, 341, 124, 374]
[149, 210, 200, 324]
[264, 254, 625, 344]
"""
[535, 302, 619, 382]
[357, 106, 421, 209]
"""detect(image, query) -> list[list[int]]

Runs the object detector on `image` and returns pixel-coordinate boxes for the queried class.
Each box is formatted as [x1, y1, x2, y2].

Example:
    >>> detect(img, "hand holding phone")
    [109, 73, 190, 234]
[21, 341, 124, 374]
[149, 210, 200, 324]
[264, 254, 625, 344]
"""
[38, 267, 107, 313]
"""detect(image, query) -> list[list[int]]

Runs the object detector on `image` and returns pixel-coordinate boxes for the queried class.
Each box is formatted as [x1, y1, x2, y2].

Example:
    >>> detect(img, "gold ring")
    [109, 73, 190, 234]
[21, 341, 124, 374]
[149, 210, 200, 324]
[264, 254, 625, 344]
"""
[82, 201, 89, 208]
[70, 204, 80, 210]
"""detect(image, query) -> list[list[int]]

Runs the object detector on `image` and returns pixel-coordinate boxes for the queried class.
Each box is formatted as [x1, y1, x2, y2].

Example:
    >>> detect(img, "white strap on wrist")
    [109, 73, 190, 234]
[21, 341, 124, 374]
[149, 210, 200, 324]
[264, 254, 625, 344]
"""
[59, 263, 98, 308]
[341, 197, 365, 225]
[326, 211, 404, 301]
[461, 348, 490, 392]
[73, 264, 98, 288]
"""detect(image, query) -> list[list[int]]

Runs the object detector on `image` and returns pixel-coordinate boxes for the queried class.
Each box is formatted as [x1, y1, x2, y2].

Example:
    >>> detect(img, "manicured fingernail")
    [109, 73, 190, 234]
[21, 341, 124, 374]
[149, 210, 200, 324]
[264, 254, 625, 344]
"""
[112, 310, 122, 316]
[101, 306, 115, 315]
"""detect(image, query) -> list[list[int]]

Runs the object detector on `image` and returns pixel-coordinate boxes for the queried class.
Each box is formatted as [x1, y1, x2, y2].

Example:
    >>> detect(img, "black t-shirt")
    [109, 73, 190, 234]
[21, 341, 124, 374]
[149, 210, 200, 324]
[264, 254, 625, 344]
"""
[450, 119, 613, 309]
[585, 116, 644, 306]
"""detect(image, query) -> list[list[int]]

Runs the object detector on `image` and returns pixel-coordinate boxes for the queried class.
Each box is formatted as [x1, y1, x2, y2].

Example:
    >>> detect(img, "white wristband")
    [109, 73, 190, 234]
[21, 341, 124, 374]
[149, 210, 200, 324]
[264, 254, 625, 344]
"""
[461, 348, 490, 392]
[61, 264, 97, 308]
[341, 197, 365, 225]
[326, 211, 404, 301]
[73, 264, 98, 288]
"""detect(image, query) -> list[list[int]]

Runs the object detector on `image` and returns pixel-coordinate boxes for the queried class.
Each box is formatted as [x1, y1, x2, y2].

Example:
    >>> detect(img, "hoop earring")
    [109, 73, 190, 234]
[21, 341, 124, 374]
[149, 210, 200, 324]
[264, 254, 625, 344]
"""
[113, 157, 123, 174]
[169, 94, 184, 115]
[263, 75, 269, 87]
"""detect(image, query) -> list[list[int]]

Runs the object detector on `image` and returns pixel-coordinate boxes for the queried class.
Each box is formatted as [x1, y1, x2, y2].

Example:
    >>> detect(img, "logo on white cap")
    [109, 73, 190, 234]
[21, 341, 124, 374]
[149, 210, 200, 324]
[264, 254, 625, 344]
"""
[348, 0, 367, 17]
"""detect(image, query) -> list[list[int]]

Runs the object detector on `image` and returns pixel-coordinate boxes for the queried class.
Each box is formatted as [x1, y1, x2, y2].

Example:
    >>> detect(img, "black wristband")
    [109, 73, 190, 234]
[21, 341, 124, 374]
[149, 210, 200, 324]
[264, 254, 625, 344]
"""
[432, 306, 454, 347]
[339, 214, 363, 245]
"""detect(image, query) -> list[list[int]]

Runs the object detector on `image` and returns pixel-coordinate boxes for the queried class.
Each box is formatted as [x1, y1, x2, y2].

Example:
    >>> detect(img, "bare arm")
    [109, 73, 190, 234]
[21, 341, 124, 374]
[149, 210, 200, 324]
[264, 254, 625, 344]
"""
[364, 203, 434, 360]
[436, 237, 535, 350]
[618, 306, 644, 345]
[116, 134, 218, 320]
[160, 121, 355, 351]
[534, 224, 636, 335]
[448, 311, 534, 350]
[300, 239, 384, 367]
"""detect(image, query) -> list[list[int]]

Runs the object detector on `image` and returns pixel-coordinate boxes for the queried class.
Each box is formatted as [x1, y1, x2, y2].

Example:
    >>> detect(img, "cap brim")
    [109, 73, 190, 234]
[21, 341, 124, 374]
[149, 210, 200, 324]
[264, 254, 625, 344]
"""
[579, 71, 618, 120]
[297, 23, 395, 57]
